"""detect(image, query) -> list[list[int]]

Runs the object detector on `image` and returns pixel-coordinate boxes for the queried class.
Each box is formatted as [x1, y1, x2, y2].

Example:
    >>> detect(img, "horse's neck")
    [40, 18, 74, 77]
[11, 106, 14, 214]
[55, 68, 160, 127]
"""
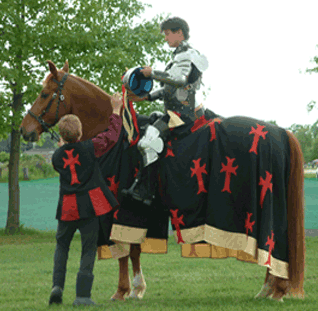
[68, 75, 113, 140]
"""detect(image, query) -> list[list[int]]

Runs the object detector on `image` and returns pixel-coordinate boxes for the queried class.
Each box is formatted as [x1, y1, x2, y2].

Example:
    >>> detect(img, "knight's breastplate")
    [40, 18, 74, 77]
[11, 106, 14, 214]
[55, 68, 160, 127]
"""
[163, 61, 201, 115]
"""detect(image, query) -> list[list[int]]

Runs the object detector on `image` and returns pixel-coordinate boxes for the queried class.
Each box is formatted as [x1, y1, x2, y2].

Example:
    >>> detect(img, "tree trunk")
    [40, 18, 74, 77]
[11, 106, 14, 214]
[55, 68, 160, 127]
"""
[5, 88, 23, 235]
[5, 128, 21, 234]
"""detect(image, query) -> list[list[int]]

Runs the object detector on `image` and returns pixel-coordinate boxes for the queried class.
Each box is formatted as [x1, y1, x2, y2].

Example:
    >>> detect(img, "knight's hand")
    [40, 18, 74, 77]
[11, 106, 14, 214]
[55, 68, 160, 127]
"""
[140, 66, 152, 77]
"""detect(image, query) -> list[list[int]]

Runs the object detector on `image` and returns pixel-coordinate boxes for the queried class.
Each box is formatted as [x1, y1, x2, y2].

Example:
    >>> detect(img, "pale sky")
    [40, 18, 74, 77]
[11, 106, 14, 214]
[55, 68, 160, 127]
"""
[140, 0, 318, 129]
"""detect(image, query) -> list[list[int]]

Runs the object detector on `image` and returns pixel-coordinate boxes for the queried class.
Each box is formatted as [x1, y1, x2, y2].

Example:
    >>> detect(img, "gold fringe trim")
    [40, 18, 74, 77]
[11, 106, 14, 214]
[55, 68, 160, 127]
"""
[98, 238, 168, 260]
[98, 245, 112, 260]
[176, 224, 289, 279]
[141, 238, 168, 254]
[110, 224, 147, 244]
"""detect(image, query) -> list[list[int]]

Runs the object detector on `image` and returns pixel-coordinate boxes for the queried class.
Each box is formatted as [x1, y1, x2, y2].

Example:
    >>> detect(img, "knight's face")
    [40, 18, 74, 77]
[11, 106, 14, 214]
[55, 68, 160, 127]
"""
[164, 29, 184, 48]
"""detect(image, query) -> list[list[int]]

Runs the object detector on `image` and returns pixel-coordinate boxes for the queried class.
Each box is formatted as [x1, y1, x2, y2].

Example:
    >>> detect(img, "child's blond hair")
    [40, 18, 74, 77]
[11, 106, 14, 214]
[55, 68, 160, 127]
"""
[58, 114, 82, 143]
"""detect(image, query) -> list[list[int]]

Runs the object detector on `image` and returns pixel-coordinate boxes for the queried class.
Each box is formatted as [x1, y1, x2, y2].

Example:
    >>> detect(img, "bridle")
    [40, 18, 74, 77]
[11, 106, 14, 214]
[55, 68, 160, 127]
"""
[28, 73, 69, 142]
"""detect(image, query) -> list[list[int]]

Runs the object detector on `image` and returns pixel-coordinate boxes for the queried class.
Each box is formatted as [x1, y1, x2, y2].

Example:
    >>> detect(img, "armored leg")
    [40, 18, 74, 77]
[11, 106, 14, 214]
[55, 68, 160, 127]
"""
[122, 118, 169, 204]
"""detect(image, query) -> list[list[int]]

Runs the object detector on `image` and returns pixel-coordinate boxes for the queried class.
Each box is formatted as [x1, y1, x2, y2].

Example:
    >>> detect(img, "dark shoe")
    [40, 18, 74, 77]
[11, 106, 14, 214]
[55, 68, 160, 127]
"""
[73, 297, 96, 306]
[49, 286, 63, 305]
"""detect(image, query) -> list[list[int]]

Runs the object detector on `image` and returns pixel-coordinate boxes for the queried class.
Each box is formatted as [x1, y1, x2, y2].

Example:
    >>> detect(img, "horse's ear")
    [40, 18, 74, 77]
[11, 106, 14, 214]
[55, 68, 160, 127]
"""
[47, 60, 58, 80]
[62, 60, 69, 73]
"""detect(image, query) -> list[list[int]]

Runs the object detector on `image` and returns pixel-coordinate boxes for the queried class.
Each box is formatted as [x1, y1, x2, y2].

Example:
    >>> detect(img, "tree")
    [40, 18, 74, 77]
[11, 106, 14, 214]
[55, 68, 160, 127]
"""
[289, 123, 315, 162]
[0, 0, 169, 234]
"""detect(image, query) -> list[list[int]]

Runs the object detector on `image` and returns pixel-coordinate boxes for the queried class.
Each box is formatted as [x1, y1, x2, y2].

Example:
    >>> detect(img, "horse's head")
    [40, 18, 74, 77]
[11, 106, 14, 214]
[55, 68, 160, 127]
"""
[20, 60, 72, 142]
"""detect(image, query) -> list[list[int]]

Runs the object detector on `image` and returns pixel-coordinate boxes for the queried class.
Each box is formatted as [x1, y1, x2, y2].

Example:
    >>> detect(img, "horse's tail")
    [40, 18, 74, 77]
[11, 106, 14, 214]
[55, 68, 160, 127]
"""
[286, 131, 305, 298]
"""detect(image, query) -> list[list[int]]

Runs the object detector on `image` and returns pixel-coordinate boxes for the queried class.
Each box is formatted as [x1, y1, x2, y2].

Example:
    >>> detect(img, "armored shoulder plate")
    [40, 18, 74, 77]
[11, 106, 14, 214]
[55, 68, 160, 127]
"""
[174, 48, 209, 73]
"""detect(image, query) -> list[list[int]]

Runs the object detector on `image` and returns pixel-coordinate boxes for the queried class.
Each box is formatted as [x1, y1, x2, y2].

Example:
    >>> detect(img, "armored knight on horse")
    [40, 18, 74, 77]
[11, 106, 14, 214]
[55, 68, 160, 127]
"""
[122, 17, 209, 204]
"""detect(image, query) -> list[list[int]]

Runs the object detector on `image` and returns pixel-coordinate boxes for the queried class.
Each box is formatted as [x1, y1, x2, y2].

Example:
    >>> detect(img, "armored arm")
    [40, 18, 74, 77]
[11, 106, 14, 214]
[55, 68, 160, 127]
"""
[150, 55, 192, 87]
[147, 87, 165, 101]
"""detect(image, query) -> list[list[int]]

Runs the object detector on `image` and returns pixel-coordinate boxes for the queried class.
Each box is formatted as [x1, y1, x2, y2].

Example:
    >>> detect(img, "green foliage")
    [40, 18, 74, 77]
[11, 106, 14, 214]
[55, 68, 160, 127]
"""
[0, 0, 169, 132]
[307, 100, 316, 113]
[288, 122, 318, 162]
[134, 99, 165, 115]
[0, 151, 10, 164]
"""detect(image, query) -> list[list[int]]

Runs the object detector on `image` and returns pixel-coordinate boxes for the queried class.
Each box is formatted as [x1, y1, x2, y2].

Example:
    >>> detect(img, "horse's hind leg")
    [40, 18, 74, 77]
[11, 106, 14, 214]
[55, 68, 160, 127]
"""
[111, 256, 131, 301]
[255, 269, 275, 299]
[271, 277, 291, 301]
[255, 269, 290, 302]
[129, 244, 146, 299]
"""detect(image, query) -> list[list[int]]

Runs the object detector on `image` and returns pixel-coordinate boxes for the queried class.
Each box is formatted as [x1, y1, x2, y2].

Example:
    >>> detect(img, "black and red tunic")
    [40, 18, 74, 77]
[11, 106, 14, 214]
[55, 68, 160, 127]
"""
[52, 114, 122, 221]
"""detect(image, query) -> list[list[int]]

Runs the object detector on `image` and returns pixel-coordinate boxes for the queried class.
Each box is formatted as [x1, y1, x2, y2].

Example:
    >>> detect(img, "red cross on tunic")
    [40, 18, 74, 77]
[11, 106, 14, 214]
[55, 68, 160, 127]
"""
[259, 171, 273, 209]
[245, 212, 255, 238]
[249, 124, 268, 154]
[220, 157, 238, 193]
[170, 209, 185, 243]
[114, 209, 119, 220]
[63, 149, 81, 185]
[207, 118, 222, 141]
[191, 115, 209, 132]
[134, 166, 139, 178]
[190, 158, 208, 194]
[264, 231, 275, 266]
[165, 141, 175, 158]
[107, 175, 120, 198]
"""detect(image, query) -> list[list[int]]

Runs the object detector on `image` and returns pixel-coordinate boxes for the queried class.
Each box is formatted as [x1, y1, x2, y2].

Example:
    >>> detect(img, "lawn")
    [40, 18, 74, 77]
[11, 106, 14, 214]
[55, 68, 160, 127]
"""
[0, 229, 317, 311]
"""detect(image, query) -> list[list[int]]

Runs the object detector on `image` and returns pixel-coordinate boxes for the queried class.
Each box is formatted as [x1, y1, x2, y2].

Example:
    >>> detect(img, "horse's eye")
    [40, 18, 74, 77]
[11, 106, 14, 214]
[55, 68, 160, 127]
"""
[41, 92, 49, 99]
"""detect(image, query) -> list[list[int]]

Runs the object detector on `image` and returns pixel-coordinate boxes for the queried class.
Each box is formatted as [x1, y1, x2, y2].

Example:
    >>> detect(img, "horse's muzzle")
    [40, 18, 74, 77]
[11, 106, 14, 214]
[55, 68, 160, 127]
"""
[20, 127, 38, 142]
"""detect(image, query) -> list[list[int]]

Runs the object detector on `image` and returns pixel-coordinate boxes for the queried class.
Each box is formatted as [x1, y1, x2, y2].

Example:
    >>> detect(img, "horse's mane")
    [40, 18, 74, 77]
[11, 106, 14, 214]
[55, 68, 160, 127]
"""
[69, 74, 112, 99]
[42, 71, 111, 100]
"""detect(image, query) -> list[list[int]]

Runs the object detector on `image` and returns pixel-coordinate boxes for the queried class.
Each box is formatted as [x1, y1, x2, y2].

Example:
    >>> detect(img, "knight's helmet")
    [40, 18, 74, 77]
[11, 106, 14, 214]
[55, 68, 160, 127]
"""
[122, 67, 153, 97]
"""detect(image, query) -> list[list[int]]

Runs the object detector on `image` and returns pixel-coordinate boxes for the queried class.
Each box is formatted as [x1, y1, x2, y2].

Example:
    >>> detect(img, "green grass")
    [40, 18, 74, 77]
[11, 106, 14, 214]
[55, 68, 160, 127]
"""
[0, 228, 317, 311]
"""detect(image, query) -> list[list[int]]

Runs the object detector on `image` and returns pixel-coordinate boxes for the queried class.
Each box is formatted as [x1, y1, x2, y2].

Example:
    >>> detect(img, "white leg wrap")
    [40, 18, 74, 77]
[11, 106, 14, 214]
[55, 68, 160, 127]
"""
[129, 270, 146, 299]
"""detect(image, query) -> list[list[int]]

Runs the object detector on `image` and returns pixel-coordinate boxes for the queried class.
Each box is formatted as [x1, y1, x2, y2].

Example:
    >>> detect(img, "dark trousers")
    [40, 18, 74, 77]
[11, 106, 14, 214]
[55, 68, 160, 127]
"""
[52, 217, 99, 289]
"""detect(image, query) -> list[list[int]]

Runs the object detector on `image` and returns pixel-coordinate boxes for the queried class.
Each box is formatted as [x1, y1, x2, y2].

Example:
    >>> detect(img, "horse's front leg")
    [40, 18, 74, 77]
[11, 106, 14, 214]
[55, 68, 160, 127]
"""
[129, 243, 146, 299]
[111, 256, 131, 301]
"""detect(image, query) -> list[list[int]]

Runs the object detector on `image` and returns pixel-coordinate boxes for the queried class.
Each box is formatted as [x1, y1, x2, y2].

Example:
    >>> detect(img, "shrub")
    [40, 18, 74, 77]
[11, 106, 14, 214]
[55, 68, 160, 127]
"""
[0, 151, 10, 164]
[0, 154, 58, 182]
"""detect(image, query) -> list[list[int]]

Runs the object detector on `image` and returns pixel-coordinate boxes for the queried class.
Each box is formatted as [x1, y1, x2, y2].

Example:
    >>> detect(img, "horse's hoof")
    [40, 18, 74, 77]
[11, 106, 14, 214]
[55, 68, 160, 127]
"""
[111, 290, 131, 302]
[128, 287, 146, 300]
[110, 296, 125, 302]
[129, 274, 146, 299]
[110, 294, 125, 301]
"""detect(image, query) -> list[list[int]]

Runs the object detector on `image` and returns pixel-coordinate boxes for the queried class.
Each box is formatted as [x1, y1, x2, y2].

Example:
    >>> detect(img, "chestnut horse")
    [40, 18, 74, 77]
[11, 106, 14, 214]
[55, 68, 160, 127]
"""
[20, 61, 305, 302]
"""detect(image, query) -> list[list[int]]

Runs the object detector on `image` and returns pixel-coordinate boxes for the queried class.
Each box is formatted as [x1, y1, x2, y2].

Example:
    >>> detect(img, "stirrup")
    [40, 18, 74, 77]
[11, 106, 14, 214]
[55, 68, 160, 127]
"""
[121, 172, 153, 206]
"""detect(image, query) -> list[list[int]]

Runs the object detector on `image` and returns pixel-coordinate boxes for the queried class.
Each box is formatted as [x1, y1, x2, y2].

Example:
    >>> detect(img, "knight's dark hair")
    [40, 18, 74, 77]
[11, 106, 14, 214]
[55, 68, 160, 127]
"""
[160, 17, 190, 40]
